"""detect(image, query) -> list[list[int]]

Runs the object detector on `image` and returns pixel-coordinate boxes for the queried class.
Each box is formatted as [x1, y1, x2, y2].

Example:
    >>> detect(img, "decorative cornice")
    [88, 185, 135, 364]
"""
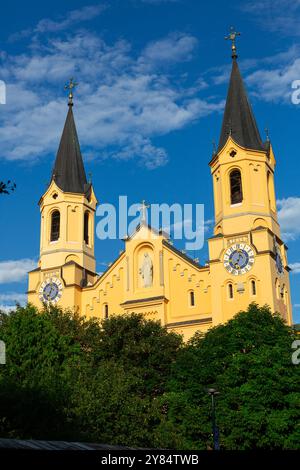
[121, 295, 166, 306]
[166, 318, 212, 328]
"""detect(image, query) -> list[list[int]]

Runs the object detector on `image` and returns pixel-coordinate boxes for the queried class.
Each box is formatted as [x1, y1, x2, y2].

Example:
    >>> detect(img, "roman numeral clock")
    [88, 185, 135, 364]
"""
[39, 277, 63, 304]
[223, 243, 255, 276]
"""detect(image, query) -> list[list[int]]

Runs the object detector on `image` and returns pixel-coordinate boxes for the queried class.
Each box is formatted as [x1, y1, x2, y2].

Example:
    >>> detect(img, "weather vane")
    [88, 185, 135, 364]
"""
[225, 27, 241, 59]
[64, 77, 78, 105]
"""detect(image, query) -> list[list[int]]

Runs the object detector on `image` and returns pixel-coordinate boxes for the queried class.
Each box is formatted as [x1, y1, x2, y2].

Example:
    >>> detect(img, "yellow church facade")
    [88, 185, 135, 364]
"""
[27, 45, 293, 340]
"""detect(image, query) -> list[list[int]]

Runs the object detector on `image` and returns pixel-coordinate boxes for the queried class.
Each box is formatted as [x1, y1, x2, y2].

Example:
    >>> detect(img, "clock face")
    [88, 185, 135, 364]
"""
[275, 247, 284, 275]
[39, 277, 63, 304]
[224, 243, 255, 276]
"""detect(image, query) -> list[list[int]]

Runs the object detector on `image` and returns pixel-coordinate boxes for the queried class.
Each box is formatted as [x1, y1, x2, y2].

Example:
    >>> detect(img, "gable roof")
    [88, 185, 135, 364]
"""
[162, 239, 207, 270]
[125, 221, 169, 242]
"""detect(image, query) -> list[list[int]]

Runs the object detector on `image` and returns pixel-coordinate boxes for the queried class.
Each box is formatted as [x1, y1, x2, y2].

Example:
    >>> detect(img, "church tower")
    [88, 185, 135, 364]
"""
[208, 31, 293, 326]
[28, 82, 98, 308]
[27, 37, 293, 339]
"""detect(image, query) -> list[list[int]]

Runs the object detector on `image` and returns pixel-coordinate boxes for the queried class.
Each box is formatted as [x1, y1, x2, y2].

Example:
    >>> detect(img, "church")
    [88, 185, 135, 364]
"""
[27, 36, 293, 340]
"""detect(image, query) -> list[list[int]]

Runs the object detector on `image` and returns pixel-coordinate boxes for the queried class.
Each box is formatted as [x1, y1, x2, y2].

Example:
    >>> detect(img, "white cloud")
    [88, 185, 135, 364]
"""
[163, 218, 213, 235]
[0, 293, 26, 302]
[0, 305, 17, 313]
[277, 197, 300, 241]
[0, 259, 36, 284]
[139, 33, 198, 69]
[0, 292, 27, 313]
[0, 293, 27, 304]
[105, 136, 169, 169]
[208, 44, 300, 104]
[242, 0, 300, 36]
[163, 218, 192, 234]
[9, 4, 107, 41]
[239, 3, 300, 101]
[290, 263, 300, 274]
[36, 4, 107, 33]
[246, 58, 300, 103]
[0, 29, 223, 169]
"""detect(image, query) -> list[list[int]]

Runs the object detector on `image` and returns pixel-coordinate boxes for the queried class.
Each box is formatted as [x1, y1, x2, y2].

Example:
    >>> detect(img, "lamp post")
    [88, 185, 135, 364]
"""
[0, 340, 5, 365]
[207, 388, 220, 450]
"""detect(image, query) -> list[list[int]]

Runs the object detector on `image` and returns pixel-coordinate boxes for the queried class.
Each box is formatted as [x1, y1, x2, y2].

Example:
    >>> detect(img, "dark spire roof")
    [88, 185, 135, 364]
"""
[51, 103, 89, 194]
[217, 57, 264, 153]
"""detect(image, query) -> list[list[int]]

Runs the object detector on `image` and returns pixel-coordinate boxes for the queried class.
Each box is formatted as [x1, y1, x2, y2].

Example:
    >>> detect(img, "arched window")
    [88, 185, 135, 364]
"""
[251, 280, 256, 296]
[189, 291, 195, 307]
[230, 169, 243, 205]
[104, 304, 108, 319]
[84, 211, 89, 245]
[228, 283, 234, 299]
[50, 210, 60, 241]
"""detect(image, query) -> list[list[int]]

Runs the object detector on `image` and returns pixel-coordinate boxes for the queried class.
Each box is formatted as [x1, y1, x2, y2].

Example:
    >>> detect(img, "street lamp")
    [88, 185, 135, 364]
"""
[0, 340, 5, 365]
[207, 388, 220, 450]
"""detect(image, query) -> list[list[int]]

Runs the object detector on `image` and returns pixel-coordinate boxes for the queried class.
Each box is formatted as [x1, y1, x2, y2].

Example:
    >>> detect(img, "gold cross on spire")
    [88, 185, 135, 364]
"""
[64, 77, 78, 106]
[225, 27, 241, 59]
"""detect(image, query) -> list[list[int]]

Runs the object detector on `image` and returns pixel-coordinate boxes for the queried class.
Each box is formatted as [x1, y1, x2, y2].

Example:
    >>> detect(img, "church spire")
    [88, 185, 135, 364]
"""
[217, 30, 264, 153]
[51, 79, 89, 194]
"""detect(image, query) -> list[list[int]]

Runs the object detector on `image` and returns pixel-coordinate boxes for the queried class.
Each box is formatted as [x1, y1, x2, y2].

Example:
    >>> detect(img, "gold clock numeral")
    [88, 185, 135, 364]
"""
[224, 244, 255, 275]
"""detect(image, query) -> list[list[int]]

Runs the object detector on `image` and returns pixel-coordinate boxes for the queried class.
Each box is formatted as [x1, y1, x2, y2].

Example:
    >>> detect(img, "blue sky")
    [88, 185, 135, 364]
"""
[0, 0, 299, 322]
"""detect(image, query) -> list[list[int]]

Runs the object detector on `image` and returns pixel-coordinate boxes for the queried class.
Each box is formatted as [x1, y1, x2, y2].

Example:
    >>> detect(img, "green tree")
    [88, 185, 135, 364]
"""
[0, 304, 88, 439]
[91, 313, 182, 396]
[157, 304, 300, 450]
[0, 180, 16, 194]
[69, 360, 157, 447]
[0, 305, 181, 444]
[0, 303, 298, 449]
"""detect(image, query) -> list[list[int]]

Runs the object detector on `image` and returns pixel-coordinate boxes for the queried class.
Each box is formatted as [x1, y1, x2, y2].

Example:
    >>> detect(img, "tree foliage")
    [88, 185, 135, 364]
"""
[159, 304, 300, 449]
[0, 303, 298, 449]
[0, 180, 16, 195]
[0, 305, 181, 444]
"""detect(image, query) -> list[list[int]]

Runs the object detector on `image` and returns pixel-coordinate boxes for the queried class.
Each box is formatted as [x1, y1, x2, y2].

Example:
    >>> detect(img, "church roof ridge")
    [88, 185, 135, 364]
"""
[162, 239, 207, 270]
[124, 221, 170, 242]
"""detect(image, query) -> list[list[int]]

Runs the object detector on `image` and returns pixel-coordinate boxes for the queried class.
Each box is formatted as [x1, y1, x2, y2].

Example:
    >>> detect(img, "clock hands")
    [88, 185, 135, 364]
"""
[233, 250, 247, 270]
[224, 244, 255, 275]
[44, 283, 58, 300]
[40, 278, 63, 304]
[234, 252, 242, 269]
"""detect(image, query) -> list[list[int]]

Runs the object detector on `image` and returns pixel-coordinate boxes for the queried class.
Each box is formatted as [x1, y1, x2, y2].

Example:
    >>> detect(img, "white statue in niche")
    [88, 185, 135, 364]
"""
[139, 253, 153, 288]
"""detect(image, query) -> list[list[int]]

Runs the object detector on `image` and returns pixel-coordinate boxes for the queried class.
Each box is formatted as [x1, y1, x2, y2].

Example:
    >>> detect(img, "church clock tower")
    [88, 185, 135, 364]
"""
[208, 31, 293, 326]
[28, 81, 98, 308]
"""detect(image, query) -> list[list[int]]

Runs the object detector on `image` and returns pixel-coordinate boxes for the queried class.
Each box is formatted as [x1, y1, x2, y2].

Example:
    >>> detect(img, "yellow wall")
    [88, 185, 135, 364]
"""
[210, 138, 280, 238]
[38, 181, 97, 272]
[28, 135, 293, 340]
